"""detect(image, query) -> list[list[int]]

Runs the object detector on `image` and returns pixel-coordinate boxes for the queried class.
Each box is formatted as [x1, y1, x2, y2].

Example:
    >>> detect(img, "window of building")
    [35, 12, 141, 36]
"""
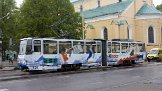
[80, 5, 83, 12]
[161, 27, 162, 43]
[148, 26, 154, 43]
[104, 27, 108, 40]
[127, 26, 129, 39]
[119, 0, 122, 2]
[97, 0, 100, 7]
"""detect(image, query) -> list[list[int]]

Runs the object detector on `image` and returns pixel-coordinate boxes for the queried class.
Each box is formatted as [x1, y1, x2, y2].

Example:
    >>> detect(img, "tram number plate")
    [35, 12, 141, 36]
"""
[33, 66, 38, 69]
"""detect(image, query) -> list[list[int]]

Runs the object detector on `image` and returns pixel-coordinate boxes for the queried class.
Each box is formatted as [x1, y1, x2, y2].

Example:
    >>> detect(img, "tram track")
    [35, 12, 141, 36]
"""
[0, 63, 149, 82]
[1, 62, 162, 82]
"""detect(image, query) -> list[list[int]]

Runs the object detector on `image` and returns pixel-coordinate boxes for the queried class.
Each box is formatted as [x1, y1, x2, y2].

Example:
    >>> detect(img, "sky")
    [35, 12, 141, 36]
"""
[16, 0, 162, 7]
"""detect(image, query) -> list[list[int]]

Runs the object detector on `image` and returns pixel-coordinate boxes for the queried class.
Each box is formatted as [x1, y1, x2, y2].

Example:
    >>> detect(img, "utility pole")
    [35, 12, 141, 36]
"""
[81, 0, 85, 39]
[101, 39, 107, 66]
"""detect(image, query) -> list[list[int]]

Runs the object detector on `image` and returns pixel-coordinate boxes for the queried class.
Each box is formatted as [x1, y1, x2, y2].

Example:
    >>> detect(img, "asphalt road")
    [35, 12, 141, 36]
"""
[0, 63, 162, 91]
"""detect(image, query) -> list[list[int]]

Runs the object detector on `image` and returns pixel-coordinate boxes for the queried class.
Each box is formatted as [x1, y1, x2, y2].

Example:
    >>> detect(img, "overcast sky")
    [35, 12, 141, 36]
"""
[16, 0, 162, 7]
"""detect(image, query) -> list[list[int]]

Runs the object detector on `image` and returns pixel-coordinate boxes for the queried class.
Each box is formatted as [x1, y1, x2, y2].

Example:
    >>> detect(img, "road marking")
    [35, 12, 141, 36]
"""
[4, 79, 33, 84]
[132, 76, 141, 79]
[58, 75, 70, 78]
[126, 68, 133, 71]
[0, 89, 9, 91]
[89, 81, 104, 85]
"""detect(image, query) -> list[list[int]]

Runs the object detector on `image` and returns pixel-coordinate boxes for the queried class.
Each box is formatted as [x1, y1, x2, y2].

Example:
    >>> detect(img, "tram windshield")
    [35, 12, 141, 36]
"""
[19, 40, 27, 55]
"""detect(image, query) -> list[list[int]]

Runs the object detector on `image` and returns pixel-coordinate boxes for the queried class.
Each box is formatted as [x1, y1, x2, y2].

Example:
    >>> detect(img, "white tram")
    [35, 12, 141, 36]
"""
[17, 38, 146, 71]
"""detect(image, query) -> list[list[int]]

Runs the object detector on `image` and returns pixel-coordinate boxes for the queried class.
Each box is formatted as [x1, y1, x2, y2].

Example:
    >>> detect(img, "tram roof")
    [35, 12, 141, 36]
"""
[20, 37, 144, 43]
[20, 37, 98, 42]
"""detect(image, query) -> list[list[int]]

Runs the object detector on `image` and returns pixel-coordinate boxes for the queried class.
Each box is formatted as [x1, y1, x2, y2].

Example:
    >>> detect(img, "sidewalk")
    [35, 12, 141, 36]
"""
[0, 60, 17, 71]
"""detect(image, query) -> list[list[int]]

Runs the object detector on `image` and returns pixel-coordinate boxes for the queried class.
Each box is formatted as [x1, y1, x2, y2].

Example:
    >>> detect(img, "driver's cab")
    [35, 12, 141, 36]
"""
[18, 38, 42, 64]
[19, 38, 42, 55]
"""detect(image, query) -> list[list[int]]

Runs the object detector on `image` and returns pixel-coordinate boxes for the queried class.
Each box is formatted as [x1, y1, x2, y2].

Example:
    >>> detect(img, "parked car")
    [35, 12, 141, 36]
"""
[147, 48, 162, 62]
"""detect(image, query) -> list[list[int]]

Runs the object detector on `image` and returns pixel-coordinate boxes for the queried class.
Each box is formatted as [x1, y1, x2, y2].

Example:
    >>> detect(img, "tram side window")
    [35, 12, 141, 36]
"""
[121, 43, 129, 53]
[138, 43, 145, 52]
[43, 40, 57, 54]
[26, 39, 32, 54]
[92, 45, 96, 53]
[59, 41, 72, 54]
[97, 42, 101, 53]
[73, 42, 84, 54]
[129, 43, 138, 52]
[34, 40, 41, 52]
[85, 42, 96, 53]
[160, 50, 162, 54]
[112, 42, 120, 53]
[108, 42, 111, 53]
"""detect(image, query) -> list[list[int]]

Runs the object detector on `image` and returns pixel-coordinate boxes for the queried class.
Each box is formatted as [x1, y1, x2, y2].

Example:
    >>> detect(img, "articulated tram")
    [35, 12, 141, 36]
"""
[17, 38, 146, 71]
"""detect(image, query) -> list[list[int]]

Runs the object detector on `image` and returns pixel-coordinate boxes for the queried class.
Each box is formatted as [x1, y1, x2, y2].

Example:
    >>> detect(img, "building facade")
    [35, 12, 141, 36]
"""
[72, 0, 162, 51]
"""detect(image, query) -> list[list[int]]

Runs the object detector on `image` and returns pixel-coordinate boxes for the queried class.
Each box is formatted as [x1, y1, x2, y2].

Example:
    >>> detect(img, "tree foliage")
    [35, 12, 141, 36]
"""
[18, 0, 82, 39]
[0, 0, 83, 52]
[156, 3, 162, 12]
[0, 0, 16, 50]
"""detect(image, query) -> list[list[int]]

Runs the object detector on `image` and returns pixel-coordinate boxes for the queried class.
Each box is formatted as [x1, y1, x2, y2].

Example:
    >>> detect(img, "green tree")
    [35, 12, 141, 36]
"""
[156, 3, 162, 12]
[19, 0, 82, 39]
[0, 0, 16, 51]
